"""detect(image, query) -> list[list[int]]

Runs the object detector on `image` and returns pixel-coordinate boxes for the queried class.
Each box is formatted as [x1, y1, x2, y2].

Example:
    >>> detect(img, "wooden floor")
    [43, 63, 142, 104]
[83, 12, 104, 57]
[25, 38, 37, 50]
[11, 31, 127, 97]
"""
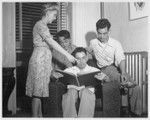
[4, 109, 148, 118]
[3, 96, 148, 118]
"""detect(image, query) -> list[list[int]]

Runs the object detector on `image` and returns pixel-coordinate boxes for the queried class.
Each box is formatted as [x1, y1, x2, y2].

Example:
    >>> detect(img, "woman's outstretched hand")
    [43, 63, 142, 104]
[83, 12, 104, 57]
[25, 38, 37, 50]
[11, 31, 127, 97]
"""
[66, 54, 77, 64]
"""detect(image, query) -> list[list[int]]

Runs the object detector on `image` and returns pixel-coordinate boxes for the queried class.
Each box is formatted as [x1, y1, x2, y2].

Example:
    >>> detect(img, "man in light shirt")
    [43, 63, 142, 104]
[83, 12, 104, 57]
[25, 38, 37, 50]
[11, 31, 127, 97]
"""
[87, 18, 142, 116]
[62, 47, 108, 117]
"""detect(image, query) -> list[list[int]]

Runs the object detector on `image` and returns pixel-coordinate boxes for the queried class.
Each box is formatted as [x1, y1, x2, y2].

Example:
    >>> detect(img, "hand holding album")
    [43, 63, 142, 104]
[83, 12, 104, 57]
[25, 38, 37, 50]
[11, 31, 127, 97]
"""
[55, 69, 101, 87]
[121, 81, 136, 88]
[94, 72, 109, 81]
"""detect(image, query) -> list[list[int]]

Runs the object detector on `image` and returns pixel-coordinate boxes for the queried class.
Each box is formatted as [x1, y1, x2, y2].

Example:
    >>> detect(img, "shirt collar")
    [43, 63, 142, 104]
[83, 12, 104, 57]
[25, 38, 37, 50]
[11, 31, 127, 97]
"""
[76, 64, 89, 71]
[107, 38, 113, 47]
[97, 37, 113, 47]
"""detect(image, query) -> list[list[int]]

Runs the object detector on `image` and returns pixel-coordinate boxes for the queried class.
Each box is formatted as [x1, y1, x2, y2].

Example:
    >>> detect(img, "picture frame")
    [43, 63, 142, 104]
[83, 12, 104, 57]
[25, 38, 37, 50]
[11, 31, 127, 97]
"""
[129, 2, 148, 21]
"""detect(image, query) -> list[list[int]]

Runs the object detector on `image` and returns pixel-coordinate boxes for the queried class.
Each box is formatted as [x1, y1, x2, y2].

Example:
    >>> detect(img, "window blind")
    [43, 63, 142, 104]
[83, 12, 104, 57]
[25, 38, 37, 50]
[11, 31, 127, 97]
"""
[22, 3, 42, 49]
[16, 2, 60, 50]
[59, 2, 68, 30]
[16, 2, 69, 66]
[16, 3, 20, 42]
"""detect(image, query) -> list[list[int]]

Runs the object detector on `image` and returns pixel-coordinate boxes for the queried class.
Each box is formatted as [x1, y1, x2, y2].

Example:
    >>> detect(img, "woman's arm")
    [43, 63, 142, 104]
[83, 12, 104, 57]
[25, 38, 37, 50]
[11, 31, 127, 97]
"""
[52, 49, 72, 68]
[37, 24, 76, 63]
[45, 37, 76, 63]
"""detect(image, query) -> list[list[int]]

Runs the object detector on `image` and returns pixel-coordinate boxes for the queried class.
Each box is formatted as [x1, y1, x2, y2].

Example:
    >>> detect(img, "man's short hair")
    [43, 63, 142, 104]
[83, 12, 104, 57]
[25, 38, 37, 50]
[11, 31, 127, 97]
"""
[71, 47, 87, 57]
[56, 30, 70, 39]
[96, 18, 111, 31]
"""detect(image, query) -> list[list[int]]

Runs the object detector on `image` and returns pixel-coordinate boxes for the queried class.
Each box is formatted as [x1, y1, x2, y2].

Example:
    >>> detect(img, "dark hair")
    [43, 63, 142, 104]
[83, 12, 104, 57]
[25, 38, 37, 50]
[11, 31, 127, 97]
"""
[56, 30, 71, 39]
[71, 47, 87, 57]
[96, 18, 111, 31]
[41, 2, 59, 17]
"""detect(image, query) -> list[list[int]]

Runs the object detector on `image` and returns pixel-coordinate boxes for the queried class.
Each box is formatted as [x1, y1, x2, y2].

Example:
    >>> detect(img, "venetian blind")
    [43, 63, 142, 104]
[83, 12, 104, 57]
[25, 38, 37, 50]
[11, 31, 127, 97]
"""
[16, 2, 60, 50]
[59, 2, 68, 30]
[16, 2, 63, 66]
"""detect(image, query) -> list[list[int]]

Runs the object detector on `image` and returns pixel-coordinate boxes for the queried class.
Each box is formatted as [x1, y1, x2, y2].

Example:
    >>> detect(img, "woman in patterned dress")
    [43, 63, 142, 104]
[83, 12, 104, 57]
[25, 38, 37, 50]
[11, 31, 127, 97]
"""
[26, 3, 76, 117]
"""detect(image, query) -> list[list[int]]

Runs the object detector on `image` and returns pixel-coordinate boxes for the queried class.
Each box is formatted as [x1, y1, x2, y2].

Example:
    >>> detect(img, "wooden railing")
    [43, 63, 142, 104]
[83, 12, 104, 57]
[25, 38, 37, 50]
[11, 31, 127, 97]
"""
[124, 51, 148, 114]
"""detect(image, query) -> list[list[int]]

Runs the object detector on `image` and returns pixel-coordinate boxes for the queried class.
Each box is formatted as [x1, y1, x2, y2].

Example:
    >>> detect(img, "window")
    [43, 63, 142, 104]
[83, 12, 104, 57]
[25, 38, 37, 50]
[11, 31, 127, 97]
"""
[16, 2, 59, 50]
[59, 2, 68, 30]
[16, 2, 70, 66]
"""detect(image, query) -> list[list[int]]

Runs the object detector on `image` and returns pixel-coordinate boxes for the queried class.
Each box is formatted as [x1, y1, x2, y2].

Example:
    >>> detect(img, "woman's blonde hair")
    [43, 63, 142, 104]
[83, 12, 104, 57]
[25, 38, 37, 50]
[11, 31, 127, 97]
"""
[41, 2, 59, 17]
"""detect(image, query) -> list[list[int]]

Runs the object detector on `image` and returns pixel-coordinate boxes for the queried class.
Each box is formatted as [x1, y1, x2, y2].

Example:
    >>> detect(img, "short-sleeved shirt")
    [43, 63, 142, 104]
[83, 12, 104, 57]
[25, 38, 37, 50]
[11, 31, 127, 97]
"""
[89, 38, 125, 68]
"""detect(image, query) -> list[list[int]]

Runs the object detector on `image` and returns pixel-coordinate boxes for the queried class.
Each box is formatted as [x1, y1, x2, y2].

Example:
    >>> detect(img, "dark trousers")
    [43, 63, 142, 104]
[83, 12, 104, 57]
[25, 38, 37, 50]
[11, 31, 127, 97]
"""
[88, 60, 121, 117]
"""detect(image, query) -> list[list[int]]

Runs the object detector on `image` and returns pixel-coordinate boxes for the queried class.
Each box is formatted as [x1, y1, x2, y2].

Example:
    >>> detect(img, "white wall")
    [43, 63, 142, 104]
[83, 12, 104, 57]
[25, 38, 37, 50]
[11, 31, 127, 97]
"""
[72, 2, 149, 52]
[2, 3, 16, 114]
[148, 4, 150, 101]
[72, 2, 100, 47]
[104, 2, 149, 52]
[3, 3, 16, 67]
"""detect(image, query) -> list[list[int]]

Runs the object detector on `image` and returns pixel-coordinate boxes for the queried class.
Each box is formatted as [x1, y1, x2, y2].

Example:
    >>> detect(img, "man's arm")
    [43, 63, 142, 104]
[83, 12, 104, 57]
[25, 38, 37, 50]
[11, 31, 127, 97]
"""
[119, 59, 126, 75]
[119, 59, 128, 83]
[85, 47, 94, 60]
[119, 60, 136, 86]
[86, 47, 93, 54]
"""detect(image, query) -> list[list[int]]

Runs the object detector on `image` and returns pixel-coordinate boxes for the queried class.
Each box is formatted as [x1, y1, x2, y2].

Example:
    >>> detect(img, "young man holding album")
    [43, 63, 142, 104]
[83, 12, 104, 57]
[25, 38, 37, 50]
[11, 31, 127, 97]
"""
[61, 47, 108, 117]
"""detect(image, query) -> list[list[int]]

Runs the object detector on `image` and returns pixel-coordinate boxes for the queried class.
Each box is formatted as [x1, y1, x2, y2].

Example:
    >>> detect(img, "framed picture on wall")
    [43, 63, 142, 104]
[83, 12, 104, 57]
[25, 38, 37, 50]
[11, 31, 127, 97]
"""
[129, 2, 149, 20]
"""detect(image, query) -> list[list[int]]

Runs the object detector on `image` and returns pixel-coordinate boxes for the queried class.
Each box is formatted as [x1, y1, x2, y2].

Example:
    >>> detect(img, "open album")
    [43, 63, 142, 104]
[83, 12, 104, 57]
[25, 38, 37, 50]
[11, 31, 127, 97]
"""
[55, 69, 101, 87]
